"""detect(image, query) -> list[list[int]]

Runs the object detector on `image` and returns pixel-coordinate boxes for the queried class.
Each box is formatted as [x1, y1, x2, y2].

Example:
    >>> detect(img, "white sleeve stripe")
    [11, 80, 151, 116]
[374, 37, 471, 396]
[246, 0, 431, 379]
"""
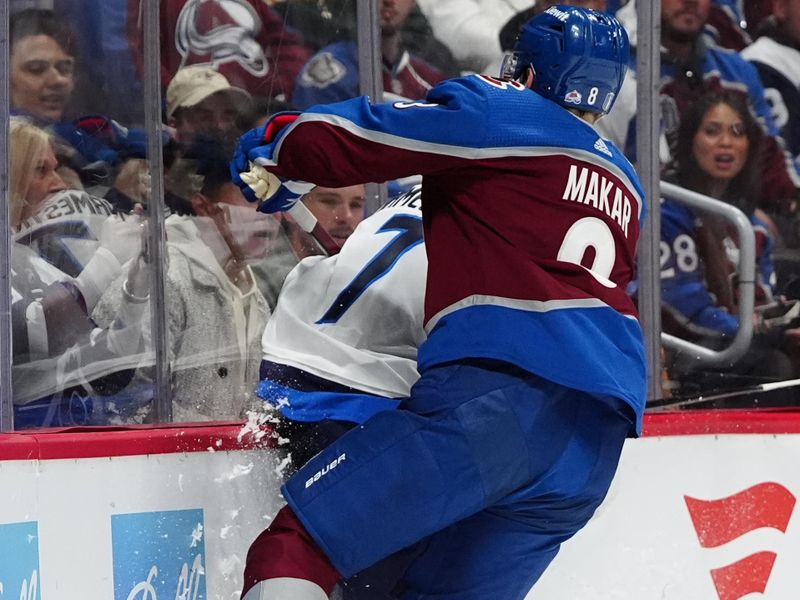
[424, 294, 629, 333]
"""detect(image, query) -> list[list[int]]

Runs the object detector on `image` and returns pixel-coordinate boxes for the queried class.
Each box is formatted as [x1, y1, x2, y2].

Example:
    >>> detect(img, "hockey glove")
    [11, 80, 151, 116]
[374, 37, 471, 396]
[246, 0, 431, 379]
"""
[236, 162, 315, 213]
[230, 113, 299, 178]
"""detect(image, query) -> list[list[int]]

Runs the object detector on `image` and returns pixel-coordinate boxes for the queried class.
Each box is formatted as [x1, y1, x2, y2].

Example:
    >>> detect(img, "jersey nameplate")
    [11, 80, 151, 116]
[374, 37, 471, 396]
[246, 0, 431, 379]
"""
[562, 164, 633, 237]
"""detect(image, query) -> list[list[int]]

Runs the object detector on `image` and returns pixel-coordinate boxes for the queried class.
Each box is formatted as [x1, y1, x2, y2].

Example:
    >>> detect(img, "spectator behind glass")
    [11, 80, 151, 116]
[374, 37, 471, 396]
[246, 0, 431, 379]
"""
[96, 144, 277, 421]
[275, 0, 459, 78]
[51, 0, 145, 125]
[10, 8, 76, 124]
[9, 118, 151, 428]
[250, 184, 367, 310]
[660, 91, 800, 406]
[9, 8, 153, 197]
[166, 64, 253, 156]
[293, 0, 446, 109]
[166, 152, 276, 420]
[742, 0, 800, 179]
[598, 0, 800, 214]
[612, 0, 754, 51]
[9, 118, 66, 223]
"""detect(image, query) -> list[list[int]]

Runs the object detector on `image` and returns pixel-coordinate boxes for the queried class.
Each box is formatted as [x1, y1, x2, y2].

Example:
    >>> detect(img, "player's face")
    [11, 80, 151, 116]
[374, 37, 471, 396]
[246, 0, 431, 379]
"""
[21, 144, 66, 222]
[661, 0, 711, 42]
[10, 35, 75, 123]
[304, 185, 367, 244]
[692, 102, 749, 184]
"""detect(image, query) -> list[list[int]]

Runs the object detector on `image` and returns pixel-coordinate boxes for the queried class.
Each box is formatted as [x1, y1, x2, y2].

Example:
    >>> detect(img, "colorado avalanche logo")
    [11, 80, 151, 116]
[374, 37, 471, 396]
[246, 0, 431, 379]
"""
[175, 0, 268, 76]
[564, 89, 582, 105]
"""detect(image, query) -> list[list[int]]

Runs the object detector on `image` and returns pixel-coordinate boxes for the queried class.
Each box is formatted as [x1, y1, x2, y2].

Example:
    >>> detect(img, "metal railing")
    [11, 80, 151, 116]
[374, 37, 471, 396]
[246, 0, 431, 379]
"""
[659, 181, 755, 366]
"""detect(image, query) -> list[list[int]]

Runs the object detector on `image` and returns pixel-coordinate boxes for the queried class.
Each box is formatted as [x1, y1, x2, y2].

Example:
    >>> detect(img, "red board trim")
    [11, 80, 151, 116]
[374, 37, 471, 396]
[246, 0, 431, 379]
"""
[2, 410, 800, 461]
[0, 421, 276, 461]
[643, 409, 800, 436]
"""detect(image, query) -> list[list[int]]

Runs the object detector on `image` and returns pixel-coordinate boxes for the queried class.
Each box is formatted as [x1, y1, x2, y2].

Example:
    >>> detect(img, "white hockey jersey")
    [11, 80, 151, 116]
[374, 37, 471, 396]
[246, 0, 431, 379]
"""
[260, 187, 426, 414]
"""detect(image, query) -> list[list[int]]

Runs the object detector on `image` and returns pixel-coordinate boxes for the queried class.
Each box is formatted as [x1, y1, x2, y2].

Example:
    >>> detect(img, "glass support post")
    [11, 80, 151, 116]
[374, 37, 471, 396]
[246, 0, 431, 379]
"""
[142, 0, 173, 422]
[0, 0, 13, 431]
[635, 0, 664, 401]
[357, 0, 388, 212]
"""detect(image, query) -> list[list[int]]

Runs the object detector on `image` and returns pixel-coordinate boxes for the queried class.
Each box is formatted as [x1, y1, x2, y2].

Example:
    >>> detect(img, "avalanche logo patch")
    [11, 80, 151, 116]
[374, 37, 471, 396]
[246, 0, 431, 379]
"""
[564, 89, 582, 105]
[300, 52, 347, 89]
[685, 482, 796, 600]
[0, 521, 40, 600]
[112, 509, 207, 600]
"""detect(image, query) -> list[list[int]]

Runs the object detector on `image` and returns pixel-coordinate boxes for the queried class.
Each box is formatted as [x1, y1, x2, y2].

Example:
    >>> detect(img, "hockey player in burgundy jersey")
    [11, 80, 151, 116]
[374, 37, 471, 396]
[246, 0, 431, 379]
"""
[232, 6, 646, 600]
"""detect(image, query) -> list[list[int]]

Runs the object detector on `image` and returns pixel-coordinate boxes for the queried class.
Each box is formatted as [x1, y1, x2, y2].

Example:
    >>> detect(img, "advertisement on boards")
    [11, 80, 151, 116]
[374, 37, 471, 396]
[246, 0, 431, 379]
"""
[0, 521, 39, 600]
[4, 418, 800, 599]
[112, 509, 207, 600]
[530, 434, 800, 599]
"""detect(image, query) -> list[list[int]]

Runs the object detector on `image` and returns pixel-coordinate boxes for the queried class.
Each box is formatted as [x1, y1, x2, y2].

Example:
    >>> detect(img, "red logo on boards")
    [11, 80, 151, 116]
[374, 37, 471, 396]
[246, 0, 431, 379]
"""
[685, 483, 796, 599]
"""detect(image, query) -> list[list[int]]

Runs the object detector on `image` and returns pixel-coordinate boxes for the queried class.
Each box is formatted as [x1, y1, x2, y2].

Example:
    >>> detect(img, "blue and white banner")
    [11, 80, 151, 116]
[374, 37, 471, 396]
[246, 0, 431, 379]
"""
[112, 509, 207, 600]
[0, 521, 40, 600]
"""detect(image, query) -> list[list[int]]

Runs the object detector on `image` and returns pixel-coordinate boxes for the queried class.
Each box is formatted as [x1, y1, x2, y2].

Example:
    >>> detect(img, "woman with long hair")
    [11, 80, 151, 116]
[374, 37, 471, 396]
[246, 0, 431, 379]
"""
[9, 117, 67, 228]
[9, 117, 151, 427]
[661, 90, 798, 406]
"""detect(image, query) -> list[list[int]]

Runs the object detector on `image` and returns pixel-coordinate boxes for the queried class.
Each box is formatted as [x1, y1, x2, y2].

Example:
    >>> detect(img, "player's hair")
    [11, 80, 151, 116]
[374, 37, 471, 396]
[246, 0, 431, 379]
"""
[9, 117, 55, 228]
[671, 90, 763, 215]
[10, 8, 76, 57]
[500, 5, 629, 115]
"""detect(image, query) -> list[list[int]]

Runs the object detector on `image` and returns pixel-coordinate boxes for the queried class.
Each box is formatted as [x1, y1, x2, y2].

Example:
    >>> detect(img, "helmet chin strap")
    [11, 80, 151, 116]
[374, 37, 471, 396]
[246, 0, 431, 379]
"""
[521, 66, 536, 89]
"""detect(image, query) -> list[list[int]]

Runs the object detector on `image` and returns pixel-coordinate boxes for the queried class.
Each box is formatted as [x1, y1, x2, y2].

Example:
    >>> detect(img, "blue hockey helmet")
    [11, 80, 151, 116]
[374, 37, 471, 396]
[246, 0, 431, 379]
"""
[500, 5, 629, 115]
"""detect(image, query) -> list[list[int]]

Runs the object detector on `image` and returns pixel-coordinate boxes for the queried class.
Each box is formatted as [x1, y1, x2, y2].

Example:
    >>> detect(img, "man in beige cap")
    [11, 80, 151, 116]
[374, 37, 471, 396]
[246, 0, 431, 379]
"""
[166, 64, 252, 154]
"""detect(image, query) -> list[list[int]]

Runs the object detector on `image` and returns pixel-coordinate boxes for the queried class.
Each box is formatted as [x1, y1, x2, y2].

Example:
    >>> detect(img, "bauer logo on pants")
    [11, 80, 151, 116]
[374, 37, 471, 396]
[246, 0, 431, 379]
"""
[0, 521, 40, 600]
[305, 453, 347, 489]
[111, 509, 207, 600]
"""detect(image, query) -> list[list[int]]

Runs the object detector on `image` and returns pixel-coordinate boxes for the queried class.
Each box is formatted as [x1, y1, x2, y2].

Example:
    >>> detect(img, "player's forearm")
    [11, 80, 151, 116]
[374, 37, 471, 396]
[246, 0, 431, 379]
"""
[270, 117, 461, 186]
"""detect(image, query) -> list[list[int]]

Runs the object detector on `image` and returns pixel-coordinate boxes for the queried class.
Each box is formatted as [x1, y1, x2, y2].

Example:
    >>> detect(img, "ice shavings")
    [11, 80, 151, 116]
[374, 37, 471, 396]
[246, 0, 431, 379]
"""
[214, 462, 255, 483]
[274, 453, 292, 478]
[237, 407, 283, 446]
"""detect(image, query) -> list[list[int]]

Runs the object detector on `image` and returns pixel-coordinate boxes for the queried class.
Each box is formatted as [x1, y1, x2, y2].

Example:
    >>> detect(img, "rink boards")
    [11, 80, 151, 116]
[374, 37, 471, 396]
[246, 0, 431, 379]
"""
[1, 411, 800, 599]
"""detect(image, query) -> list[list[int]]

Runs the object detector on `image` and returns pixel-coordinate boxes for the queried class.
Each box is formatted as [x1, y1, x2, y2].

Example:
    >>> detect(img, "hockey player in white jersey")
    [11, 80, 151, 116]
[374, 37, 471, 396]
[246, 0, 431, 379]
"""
[258, 185, 425, 465]
[256, 185, 425, 599]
